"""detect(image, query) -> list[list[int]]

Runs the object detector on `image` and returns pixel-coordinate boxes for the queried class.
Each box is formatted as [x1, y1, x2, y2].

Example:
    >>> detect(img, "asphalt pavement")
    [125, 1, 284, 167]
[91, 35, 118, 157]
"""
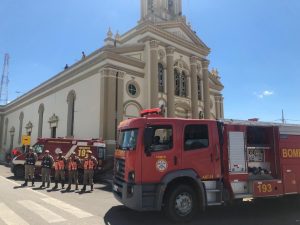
[0, 164, 300, 225]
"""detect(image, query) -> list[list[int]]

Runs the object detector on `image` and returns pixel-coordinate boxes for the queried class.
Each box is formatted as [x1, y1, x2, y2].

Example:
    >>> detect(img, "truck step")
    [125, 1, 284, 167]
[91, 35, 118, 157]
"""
[234, 194, 253, 199]
[207, 201, 224, 206]
[206, 189, 221, 193]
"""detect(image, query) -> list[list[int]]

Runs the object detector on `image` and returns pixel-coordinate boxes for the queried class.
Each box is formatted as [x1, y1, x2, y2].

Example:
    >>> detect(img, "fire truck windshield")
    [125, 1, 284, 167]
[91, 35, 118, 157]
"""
[117, 129, 138, 151]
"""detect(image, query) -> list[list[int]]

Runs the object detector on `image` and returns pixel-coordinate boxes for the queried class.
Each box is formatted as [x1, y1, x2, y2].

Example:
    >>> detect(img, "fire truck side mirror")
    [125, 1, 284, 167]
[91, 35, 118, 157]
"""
[144, 127, 153, 156]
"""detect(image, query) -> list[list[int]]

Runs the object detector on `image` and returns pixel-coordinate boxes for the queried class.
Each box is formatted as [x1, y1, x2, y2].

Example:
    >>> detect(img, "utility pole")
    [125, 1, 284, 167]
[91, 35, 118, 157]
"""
[281, 109, 286, 124]
[0, 53, 9, 105]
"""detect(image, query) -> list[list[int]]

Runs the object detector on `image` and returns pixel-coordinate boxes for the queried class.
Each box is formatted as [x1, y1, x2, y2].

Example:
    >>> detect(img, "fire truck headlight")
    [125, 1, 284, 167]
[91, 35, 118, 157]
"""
[128, 171, 135, 183]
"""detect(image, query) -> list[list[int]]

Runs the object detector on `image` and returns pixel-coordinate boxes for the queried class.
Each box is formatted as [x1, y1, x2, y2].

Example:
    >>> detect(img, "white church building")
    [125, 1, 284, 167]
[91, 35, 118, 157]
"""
[0, 0, 224, 160]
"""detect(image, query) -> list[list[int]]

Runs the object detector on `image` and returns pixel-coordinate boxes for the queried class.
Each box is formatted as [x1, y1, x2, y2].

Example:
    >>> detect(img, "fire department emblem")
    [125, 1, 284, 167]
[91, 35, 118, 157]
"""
[156, 159, 168, 172]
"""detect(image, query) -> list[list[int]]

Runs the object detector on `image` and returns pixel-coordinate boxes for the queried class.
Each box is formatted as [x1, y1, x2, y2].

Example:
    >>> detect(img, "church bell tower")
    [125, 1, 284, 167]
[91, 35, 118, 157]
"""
[140, 0, 183, 22]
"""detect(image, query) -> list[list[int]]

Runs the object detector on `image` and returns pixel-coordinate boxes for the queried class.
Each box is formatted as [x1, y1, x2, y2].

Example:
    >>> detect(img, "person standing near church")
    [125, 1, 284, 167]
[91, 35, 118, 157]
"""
[40, 150, 54, 188]
[22, 147, 37, 187]
[81, 150, 97, 192]
[52, 150, 66, 190]
[66, 152, 81, 191]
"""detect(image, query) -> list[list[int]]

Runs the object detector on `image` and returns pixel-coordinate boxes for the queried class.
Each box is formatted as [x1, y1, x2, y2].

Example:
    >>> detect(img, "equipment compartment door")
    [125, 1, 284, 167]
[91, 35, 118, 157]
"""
[283, 166, 298, 194]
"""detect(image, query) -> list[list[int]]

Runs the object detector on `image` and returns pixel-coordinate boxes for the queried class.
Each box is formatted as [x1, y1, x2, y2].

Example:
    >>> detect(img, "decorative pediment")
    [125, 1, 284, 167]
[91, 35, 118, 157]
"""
[48, 114, 59, 128]
[9, 126, 15, 133]
[157, 21, 210, 50]
[25, 121, 33, 130]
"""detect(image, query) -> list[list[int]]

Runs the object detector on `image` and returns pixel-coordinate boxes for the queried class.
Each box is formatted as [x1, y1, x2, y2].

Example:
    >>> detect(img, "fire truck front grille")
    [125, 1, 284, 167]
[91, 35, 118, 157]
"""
[113, 158, 125, 198]
[114, 158, 125, 182]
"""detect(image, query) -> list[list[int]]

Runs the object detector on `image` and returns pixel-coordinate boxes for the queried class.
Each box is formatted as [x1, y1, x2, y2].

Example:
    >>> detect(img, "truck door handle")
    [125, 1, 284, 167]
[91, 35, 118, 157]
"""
[174, 156, 178, 165]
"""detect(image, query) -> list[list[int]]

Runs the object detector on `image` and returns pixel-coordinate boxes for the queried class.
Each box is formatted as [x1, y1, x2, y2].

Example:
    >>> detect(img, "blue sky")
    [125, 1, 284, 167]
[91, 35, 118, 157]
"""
[0, 0, 300, 123]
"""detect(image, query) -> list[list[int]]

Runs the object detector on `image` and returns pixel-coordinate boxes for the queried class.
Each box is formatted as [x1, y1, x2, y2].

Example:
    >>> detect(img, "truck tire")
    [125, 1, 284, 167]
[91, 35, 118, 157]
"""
[14, 166, 25, 179]
[163, 184, 199, 223]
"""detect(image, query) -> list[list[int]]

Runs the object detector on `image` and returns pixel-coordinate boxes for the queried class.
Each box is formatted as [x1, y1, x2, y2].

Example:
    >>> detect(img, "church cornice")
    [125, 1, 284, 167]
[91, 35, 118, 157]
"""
[104, 44, 145, 54]
[2, 49, 145, 114]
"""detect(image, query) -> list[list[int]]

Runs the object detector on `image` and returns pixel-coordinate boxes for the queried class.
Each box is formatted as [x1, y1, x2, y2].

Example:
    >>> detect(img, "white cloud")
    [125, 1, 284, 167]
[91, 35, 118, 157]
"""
[255, 90, 274, 99]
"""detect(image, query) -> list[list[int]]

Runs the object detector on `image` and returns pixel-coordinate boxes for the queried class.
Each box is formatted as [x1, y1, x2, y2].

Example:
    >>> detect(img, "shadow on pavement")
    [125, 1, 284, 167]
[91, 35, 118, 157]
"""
[103, 198, 300, 225]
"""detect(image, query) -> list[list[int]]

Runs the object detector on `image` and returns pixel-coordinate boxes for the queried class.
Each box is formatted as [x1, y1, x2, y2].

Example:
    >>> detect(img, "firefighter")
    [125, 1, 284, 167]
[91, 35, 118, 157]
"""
[66, 152, 81, 191]
[40, 150, 54, 188]
[81, 150, 98, 192]
[52, 150, 66, 190]
[22, 147, 37, 187]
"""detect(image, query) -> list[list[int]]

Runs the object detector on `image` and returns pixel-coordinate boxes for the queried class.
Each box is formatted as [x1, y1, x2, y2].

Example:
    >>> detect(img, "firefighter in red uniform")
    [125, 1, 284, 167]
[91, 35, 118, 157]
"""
[81, 150, 98, 192]
[52, 150, 66, 190]
[22, 147, 37, 187]
[66, 152, 81, 191]
[40, 150, 54, 188]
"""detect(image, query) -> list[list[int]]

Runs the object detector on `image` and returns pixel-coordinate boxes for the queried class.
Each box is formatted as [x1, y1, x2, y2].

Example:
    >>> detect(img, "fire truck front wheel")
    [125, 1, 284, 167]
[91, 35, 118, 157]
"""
[163, 184, 198, 222]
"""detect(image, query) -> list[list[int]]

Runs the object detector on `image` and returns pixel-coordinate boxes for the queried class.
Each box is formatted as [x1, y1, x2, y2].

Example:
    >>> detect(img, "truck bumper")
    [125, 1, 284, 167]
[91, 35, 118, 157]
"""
[112, 180, 162, 211]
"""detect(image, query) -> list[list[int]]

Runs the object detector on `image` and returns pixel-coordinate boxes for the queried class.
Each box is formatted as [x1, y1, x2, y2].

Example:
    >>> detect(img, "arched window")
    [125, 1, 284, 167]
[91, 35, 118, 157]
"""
[10, 126, 15, 151]
[174, 69, 187, 97]
[18, 112, 24, 144]
[67, 90, 76, 137]
[158, 63, 164, 93]
[174, 69, 180, 96]
[181, 71, 187, 97]
[197, 76, 202, 100]
[4, 118, 8, 145]
[38, 104, 44, 138]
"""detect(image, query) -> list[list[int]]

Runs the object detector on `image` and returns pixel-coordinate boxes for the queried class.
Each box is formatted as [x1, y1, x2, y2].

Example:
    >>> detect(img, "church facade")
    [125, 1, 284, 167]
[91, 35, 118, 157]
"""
[0, 0, 224, 159]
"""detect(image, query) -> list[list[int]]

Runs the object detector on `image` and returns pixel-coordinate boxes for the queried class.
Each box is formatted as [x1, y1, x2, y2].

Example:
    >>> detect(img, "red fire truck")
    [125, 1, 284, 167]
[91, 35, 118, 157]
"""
[113, 108, 300, 222]
[11, 138, 107, 180]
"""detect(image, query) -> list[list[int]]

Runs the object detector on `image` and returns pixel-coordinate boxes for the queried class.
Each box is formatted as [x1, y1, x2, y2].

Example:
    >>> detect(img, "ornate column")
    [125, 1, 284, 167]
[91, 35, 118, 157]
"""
[100, 69, 125, 141]
[190, 56, 198, 119]
[214, 96, 221, 119]
[150, 40, 159, 108]
[220, 96, 224, 118]
[202, 60, 211, 119]
[166, 46, 175, 117]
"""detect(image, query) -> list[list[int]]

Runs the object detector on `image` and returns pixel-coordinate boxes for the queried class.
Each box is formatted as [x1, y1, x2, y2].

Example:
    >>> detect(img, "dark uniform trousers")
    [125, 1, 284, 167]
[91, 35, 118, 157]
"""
[83, 169, 94, 186]
[68, 170, 79, 185]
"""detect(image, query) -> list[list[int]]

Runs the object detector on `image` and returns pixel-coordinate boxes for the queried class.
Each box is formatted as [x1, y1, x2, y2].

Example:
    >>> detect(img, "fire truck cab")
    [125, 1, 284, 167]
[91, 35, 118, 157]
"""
[113, 109, 300, 222]
[11, 138, 106, 180]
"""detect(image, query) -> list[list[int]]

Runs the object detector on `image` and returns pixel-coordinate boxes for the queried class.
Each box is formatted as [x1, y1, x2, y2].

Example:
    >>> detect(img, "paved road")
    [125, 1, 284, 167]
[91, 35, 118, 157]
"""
[0, 164, 300, 225]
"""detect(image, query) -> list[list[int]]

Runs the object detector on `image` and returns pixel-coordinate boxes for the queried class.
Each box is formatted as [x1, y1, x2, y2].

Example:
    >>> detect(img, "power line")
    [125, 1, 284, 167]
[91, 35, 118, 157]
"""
[0, 53, 9, 105]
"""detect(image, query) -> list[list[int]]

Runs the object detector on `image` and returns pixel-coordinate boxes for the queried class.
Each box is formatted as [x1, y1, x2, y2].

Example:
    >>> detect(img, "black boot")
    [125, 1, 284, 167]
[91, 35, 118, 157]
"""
[32, 179, 35, 187]
[61, 182, 65, 189]
[81, 185, 86, 192]
[66, 185, 71, 191]
[22, 180, 28, 187]
[75, 184, 78, 190]
[52, 182, 58, 190]
[40, 182, 45, 188]
[91, 184, 93, 191]
[47, 182, 50, 188]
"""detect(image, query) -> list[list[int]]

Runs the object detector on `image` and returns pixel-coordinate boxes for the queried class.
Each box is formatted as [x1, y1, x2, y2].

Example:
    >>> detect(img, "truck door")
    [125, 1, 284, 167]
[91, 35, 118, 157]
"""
[181, 121, 221, 179]
[141, 123, 181, 183]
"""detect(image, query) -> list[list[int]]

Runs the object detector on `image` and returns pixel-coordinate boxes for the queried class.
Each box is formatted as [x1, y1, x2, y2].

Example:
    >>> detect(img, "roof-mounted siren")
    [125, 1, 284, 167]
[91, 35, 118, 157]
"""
[140, 108, 163, 118]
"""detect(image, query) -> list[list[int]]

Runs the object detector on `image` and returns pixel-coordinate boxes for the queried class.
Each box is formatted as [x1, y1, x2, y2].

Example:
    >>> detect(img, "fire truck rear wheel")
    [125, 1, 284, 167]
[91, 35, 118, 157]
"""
[163, 184, 198, 222]
[14, 166, 25, 178]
